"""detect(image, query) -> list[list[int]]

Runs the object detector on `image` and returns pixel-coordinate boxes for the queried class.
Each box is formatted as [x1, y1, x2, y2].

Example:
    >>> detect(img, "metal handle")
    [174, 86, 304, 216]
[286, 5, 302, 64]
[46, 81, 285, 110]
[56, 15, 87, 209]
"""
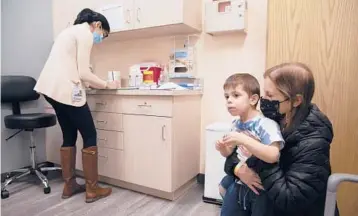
[97, 138, 107, 141]
[137, 7, 141, 22]
[162, 125, 166, 141]
[324, 173, 358, 216]
[98, 155, 108, 159]
[96, 102, 106, 106]
[96, 120, 107, 124]
[126, 9, 130, 23]
[138, 102, 151, 108]
[138, 104, 152, 108]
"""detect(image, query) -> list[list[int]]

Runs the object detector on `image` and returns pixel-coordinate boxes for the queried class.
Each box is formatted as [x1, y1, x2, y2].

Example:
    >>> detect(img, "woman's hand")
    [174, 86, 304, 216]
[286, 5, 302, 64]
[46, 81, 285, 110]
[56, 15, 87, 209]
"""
[106, 80, 120, 89]
[234, 163, 264, 195]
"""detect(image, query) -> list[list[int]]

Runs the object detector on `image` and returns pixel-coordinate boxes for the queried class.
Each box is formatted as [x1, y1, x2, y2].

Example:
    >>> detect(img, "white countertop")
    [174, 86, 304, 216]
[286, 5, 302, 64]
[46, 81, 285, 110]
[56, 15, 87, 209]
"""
[86, 88, 203, 96]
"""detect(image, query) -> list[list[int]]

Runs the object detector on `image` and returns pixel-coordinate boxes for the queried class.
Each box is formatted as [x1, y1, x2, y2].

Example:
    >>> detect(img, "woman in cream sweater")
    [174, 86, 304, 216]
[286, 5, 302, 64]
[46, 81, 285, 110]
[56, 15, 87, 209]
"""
[34, 8, 117, 203]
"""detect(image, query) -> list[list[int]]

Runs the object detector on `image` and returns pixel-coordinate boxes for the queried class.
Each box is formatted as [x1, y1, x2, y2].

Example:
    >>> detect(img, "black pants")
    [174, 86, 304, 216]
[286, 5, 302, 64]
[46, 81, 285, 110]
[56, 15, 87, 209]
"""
[45, 95, 96, 148]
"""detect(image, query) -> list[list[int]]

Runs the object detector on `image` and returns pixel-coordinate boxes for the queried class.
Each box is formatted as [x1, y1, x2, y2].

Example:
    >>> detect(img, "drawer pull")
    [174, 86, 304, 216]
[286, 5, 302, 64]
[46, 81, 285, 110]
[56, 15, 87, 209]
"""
[96, 102, 107, 106]
[138, 103, 152, 108]
[97, 138, 107, 141]
[98, 155, 108, 159]
[96, 120, 107, 124]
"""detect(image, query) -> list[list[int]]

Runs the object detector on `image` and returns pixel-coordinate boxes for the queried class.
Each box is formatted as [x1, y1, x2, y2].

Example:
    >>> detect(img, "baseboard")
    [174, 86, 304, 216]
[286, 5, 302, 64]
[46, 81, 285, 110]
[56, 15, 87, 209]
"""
[196, 173, 205, 185]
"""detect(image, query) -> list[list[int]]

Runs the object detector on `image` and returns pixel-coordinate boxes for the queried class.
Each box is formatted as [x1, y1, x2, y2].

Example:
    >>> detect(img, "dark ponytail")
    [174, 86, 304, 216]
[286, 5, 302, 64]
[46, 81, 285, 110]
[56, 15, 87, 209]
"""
[73, 8, 111, 33]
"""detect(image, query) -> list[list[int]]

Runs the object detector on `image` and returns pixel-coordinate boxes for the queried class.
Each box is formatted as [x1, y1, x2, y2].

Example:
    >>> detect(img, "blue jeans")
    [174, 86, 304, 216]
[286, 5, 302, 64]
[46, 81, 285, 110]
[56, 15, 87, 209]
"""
[219, 175, 273, 216]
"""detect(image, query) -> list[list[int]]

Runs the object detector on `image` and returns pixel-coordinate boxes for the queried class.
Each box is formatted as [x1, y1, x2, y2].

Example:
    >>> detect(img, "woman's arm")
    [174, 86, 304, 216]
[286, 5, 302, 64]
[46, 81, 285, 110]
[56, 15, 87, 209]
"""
[76, 32, 107, 89]
[239, 135, 281, 163]
[249, 137, 331, 213]
[223, 132, 281, 163]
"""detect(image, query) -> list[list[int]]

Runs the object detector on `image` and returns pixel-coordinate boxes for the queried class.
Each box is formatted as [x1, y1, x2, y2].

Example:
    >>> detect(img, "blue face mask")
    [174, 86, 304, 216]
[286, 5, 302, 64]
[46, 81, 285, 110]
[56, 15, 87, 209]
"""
[93, 32, 103, 44]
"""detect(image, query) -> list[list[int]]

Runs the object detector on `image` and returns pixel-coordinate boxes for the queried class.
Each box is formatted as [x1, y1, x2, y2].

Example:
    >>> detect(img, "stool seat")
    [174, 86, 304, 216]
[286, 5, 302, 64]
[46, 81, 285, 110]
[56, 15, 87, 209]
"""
[4, 113, 56, 129]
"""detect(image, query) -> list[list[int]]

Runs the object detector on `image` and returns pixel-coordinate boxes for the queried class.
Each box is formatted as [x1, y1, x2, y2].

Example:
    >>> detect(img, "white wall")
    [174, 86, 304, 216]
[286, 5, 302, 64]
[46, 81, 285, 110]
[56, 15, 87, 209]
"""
[1, 0, 53, 173]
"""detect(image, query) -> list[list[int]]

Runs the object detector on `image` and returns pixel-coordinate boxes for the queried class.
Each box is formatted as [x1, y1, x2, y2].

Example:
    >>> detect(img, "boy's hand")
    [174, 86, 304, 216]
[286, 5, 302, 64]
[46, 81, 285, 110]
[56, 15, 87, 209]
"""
[222, 132, 247, 146]
[215, 140, 225, 151]
[223, 131, 260, 147]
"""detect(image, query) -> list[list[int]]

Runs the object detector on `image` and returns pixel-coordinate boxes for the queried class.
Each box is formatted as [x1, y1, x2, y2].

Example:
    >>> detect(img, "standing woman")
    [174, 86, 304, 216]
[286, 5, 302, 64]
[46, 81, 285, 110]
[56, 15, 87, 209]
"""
[34, 8, 117, 203]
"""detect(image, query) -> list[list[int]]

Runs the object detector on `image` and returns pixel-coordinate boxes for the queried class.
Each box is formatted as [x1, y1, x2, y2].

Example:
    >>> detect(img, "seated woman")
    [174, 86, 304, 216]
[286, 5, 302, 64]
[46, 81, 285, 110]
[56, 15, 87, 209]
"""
[223, 62, 339, 216]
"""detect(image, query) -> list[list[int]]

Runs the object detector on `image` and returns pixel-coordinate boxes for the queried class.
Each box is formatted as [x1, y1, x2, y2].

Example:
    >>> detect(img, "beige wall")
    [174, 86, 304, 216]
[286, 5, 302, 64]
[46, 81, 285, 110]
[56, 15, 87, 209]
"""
[91, 0, 268, 173]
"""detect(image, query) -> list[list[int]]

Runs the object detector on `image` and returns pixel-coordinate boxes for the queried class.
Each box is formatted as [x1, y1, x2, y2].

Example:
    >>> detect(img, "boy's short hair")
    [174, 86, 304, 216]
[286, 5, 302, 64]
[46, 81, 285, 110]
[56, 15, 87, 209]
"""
[223, 73, 260, 97]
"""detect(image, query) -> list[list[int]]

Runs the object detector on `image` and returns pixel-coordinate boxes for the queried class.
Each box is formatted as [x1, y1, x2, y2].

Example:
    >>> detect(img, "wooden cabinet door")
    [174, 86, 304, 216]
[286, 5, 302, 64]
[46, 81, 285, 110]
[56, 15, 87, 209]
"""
[44, 108, 62, 164]
[133, 0, 183, 29]
[123, 115, 172, 192]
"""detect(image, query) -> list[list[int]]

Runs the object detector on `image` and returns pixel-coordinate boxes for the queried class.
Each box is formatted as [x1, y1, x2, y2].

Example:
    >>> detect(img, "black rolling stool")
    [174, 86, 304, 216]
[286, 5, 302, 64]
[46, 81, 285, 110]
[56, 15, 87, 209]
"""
[1, 75, 61, 199]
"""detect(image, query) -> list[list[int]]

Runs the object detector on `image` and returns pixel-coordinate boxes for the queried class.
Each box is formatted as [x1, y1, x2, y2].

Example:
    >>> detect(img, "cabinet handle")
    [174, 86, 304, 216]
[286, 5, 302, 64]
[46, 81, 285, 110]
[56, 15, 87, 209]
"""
[97, 138, 107, 141]
[162, 125, 166, 141]
[96, 120, 107, 124]
[98, 154, 108, 159]
[137, 7, 141, 22]
[137, 104, 151, 108]
[96, 102, 106, 106]
[126, 9, 130, 23]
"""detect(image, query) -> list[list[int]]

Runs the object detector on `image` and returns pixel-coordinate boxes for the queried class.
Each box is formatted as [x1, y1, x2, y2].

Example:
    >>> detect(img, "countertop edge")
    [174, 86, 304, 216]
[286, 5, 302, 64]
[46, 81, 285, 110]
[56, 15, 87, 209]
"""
[85, 89, 203, 96]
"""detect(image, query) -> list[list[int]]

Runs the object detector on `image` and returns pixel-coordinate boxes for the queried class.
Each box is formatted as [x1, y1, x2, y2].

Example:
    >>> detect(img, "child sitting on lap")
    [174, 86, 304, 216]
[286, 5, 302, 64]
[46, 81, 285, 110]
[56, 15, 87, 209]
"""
[216, 73, 284, 216]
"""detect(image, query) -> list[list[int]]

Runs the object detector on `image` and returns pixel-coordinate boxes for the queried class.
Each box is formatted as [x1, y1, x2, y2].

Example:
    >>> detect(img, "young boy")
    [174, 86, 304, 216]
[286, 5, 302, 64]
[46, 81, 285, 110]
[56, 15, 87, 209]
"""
[216, 73, 284, 216]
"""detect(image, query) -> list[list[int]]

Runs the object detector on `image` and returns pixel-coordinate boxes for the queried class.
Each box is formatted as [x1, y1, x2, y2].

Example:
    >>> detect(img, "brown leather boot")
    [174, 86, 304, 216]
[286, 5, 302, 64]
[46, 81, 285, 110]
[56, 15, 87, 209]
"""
[60, 147, 85, 199]
[82, 146, 112, 203]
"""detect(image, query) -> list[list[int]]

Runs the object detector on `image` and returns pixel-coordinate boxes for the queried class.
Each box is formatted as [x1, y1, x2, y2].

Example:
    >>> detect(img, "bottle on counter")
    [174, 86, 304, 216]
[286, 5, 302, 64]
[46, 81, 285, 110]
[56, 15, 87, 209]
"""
[129, 65, 143, 88]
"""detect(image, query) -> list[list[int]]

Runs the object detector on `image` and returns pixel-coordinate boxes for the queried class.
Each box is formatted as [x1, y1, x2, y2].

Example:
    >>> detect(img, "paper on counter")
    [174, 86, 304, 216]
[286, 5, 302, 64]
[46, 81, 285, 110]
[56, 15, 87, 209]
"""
[157, 82, 187, 90]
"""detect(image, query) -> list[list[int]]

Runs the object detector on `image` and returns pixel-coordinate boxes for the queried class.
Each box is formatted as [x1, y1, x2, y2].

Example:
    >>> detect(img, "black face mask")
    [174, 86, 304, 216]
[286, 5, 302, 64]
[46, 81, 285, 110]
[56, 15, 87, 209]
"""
[260, 97, 289, 123]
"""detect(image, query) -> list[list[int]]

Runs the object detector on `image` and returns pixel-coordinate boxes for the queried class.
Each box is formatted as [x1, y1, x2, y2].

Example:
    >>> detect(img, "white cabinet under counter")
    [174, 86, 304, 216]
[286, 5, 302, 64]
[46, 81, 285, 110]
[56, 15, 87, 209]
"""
[45, 90, 202, 200]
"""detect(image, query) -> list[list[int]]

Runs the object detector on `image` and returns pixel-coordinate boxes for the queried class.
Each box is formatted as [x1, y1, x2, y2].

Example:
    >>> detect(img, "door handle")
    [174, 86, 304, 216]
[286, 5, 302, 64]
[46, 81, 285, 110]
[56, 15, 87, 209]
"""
[137, 7, 141, 22]
[126, 9, 130, 23]
[162, 125, 166, 141]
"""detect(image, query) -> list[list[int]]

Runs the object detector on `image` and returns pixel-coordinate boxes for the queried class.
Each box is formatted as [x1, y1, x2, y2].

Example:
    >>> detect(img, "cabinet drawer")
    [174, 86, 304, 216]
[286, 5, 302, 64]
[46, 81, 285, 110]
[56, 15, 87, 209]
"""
[98, 147, 124, 180]
[97, 130, 124, 150]
[122, 96, 173, 117]
[87, 95, 122, 113]
[92, 112, 123, 131]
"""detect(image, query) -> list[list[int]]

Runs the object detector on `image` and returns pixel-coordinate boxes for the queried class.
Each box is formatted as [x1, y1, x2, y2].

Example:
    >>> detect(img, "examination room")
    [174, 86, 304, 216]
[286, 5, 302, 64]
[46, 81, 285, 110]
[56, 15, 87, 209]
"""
[1, 0, 358, 215]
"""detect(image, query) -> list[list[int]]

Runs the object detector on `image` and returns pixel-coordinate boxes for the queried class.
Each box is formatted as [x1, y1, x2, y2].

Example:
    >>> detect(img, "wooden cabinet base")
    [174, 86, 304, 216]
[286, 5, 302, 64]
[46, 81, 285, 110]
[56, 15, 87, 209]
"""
[75, 170, 197, 201]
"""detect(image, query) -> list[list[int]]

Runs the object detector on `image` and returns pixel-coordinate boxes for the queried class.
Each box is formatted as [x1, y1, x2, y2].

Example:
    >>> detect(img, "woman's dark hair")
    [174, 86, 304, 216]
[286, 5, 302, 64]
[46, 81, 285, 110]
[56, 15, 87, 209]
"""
[73, 8, 110, 33]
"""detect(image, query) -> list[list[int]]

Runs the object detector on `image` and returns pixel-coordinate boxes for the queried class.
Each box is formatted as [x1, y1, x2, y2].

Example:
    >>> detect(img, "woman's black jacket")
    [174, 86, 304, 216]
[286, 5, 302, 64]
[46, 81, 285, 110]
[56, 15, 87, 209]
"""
[225, 104, 337, 216]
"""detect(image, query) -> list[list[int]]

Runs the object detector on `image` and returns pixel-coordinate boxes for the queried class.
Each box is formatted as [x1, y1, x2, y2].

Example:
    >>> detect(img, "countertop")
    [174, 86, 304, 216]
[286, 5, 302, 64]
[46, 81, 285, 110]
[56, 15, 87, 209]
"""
[86, 88, 203, 96]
